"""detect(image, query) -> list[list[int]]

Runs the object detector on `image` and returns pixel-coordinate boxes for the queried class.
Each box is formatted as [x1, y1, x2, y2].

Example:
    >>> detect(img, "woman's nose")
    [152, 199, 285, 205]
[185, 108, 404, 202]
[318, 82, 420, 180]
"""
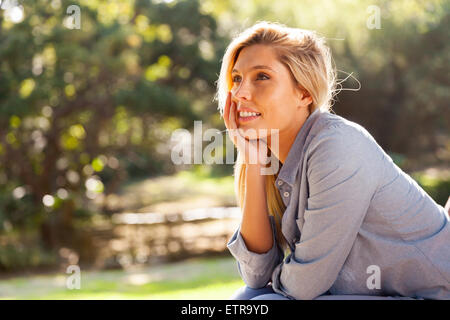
[232, 81, 252, 101]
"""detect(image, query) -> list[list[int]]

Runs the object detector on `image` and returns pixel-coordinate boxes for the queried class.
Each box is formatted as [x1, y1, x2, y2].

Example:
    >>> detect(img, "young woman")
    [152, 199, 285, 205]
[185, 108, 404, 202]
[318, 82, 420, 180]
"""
[216, 21, 450, 300]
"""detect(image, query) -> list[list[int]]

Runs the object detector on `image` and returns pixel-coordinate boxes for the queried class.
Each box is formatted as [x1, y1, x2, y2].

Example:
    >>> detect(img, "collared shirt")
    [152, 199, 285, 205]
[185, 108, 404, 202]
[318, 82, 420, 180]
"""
[227, 108, 450, 300]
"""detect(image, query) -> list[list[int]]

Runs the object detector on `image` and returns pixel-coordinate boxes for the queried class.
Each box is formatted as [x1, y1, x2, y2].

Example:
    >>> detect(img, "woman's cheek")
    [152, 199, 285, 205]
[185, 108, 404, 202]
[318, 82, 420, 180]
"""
[267, 115, 283, 130]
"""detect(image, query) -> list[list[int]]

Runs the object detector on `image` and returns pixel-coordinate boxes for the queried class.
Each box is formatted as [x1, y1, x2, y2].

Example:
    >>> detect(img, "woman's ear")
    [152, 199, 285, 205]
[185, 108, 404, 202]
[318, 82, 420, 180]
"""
[296, 87, 313, 108]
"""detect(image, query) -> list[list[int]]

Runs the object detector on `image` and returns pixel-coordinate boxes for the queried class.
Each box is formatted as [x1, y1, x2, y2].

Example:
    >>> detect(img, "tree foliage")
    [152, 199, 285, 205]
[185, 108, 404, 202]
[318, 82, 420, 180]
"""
[0, 0, 226, 250]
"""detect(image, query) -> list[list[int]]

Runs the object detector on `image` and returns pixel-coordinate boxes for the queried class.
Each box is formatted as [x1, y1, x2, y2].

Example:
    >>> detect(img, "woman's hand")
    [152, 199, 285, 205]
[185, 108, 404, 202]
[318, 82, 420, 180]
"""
[223, 92, 274, 254]
[223, 91, 270, 166]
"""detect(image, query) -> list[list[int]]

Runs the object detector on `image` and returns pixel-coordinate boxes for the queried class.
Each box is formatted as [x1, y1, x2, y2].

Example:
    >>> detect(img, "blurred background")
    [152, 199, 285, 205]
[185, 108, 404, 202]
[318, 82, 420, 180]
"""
[0, 0, 448, 299]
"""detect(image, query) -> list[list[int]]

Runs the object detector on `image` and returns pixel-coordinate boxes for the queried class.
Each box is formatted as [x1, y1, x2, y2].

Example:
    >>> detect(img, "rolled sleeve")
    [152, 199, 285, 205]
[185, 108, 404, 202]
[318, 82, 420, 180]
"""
[272, 124, 382, 300]
[227, 215, 284, 289]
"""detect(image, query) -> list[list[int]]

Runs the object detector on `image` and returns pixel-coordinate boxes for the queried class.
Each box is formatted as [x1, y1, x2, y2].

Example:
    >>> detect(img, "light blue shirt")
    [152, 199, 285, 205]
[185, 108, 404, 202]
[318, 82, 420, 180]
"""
[227, 108, 450, 300]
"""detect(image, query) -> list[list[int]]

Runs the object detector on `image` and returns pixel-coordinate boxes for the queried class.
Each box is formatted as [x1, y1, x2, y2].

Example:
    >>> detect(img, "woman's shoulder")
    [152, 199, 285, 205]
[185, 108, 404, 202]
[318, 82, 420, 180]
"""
[313, 111, 374, 139]
[306, 111, 386, 164]
[304, 111, 386, 189]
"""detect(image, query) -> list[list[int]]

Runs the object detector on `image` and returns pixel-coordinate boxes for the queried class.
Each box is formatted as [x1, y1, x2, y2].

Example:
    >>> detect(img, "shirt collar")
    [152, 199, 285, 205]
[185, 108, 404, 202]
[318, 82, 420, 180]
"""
[275, 107, 324, 187]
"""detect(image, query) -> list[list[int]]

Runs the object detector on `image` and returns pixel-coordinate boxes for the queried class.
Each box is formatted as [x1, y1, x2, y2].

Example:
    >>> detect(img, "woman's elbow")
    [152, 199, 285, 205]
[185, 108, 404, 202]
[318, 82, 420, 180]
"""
[238, 263, 273, 289]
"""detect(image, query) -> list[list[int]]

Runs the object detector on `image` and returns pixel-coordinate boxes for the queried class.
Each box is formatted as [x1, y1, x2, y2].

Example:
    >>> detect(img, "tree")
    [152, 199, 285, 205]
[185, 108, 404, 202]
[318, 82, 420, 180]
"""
[0, 0, 226, 255]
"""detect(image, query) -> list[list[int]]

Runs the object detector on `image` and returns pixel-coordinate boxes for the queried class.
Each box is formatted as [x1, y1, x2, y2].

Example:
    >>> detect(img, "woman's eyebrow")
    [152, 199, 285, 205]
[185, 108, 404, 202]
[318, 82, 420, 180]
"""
[232, 65, 276, 73]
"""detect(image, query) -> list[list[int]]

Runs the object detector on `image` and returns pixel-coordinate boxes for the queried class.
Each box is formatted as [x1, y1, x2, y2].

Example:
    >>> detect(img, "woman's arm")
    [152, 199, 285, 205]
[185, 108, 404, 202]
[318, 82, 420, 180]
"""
[240, 163, 274, 254]
[271, 124, 382, 300]
[227, 160, 284, 289]
[224, 91, 283, 288]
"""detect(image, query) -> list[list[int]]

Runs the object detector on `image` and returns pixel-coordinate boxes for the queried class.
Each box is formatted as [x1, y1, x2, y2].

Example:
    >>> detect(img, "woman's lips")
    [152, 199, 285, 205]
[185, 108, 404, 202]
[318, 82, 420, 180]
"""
[238, 114, 261, 123]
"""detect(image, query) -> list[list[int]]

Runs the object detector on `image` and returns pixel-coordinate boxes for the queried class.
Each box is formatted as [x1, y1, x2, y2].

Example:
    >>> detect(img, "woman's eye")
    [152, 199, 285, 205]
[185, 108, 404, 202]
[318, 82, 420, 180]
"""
[232, 73, 269, 83]
[257, 73, 269, 80]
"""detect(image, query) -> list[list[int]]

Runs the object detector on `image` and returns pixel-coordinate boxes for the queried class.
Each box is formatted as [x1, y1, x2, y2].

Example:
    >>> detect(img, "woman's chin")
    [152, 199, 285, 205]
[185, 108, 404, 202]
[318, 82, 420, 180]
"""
[243, 134, 269, 142]
[238, 127, 260, 140]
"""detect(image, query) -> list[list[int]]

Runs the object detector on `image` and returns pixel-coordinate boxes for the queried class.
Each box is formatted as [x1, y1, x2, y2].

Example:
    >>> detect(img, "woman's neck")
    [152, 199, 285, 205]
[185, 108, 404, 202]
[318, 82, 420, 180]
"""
[268, 111, 310, 164]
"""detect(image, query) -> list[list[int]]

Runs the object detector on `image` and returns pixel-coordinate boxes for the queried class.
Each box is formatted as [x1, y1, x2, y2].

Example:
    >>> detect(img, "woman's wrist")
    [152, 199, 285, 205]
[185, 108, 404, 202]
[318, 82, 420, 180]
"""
[245, 162, 266, 179]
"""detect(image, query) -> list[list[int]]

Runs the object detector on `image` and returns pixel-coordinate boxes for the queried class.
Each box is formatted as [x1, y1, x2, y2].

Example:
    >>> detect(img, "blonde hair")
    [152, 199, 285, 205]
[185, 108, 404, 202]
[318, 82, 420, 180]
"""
[214, 21, 337, 251]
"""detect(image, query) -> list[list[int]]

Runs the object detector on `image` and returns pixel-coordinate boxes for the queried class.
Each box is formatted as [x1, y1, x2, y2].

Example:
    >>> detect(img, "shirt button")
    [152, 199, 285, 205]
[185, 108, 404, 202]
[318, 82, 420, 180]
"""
[283, 191, 289, 198]
[277, 181, 283, 186]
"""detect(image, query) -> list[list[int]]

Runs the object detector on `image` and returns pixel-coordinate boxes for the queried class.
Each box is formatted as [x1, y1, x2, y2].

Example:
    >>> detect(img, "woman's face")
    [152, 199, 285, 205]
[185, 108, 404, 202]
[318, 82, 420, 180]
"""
[230, 44, 311, 141]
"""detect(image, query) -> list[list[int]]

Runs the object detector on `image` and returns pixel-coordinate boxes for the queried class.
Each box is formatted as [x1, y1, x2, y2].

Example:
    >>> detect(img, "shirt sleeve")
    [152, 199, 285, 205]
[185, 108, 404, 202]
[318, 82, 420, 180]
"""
[271, 124, 383, 300]
[227, 215, 285, 289]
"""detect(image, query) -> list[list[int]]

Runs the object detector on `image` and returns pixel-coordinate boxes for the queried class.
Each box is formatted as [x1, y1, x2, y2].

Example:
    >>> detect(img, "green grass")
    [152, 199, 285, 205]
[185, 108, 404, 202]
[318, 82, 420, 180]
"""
[0, 256, 244, 300]
[0, 168, 243, 299]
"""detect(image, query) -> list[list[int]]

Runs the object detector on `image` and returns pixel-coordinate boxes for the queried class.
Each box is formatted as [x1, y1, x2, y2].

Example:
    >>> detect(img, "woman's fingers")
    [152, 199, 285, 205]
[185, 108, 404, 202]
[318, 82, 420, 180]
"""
[223, 92, 228, 121]
[223, 93, 240, 147]
[229, 100, 237, 129]
[227, 102, 239, 145]
[223, 91, 231, 128]
[224, 92, 264, 164]
[229, 109, 254, 158]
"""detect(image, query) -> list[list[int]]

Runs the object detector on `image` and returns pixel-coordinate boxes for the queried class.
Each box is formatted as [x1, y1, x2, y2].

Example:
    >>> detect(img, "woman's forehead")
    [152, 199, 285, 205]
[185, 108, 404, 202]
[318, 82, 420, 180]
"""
[233, 45, 281, 72]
